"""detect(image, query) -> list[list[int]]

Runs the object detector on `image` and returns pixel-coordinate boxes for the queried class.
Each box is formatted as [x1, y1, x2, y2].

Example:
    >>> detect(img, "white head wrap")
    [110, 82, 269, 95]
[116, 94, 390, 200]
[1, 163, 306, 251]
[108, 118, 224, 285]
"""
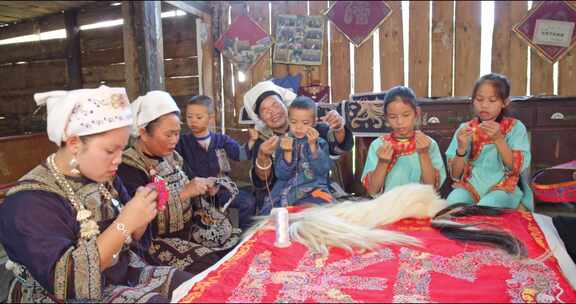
[34, 85, 133, 146]
[243, 80, 297, 133]
[131, 90, 180, 136]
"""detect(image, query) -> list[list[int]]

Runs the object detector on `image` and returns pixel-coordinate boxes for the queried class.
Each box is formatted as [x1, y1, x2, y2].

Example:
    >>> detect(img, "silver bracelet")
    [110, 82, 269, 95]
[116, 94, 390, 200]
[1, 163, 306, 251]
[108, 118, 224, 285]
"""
[255, 158, 272, 170]
[115, 222, 132, 244]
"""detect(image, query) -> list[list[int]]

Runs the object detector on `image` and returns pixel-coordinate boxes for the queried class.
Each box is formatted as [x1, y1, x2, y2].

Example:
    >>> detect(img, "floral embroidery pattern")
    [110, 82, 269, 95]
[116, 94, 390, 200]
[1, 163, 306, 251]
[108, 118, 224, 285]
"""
[228, 248, 393, 303]
[394, 248, 565, 303]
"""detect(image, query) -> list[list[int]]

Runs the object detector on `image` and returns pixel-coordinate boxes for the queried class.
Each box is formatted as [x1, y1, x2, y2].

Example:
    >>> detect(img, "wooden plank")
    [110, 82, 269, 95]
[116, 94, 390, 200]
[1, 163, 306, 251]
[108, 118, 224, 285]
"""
[354, 38, 373, 94]
[309, 1, 329, 87]
[354, 35, 373, 184]
[270, 1, 289, 78]
[0, 39, 66, 64]
[0, 133, 57, 185]
[163, 15, 197, 43]
[431, 1, 453, 97]
[409, 1, 430, 97]
[559, 0, 576, 96]
[330, 18, 350, 102]
[78, 2, 175, 26]
[83, 57, 200, 86]
[81, 47, 124, 67]
[64, 9, 82, 89]
[78, 4, 121, 26]
[80, 25, 123, 51]
[247, 1, 271, 86]
[559, 48, 576, 95]
[530, 49, 554, 95]
[82, 64, 125, 83]
[492, 1, 527, 96]
[379, 1, 404, 90]
[220, 2, 235, 130]
[329, 1, 353, 192]
[0, 94, 36, 115]
[0, 13, 64, 40]
[0, 60, 67, 90]
[166, 76, 200, 97]
[165, 39, 197, 59]
[122, 1, 165, 100]
[285, 1, 308, 85]
[454, 1, 481, 96]
[166, 57, 198, 77]
[0, 5, 44, 19]
[165, 0, 211, 20]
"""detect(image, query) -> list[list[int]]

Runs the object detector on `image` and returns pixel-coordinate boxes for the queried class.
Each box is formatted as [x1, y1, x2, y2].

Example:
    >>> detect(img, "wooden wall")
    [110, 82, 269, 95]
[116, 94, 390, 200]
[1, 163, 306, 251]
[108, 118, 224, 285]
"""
[212, 1, 576, 191]
[0, 2, 200, 137]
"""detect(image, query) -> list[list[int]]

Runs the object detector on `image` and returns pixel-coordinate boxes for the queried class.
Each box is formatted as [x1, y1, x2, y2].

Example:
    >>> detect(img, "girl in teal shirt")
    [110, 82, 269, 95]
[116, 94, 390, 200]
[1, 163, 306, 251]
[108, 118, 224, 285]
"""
[446, 73, 533, 210]
[362, 86, 446, 197]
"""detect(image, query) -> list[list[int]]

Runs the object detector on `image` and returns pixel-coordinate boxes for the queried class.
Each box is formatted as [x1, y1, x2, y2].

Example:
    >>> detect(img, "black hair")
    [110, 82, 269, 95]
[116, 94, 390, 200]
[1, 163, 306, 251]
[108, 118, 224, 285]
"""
[288, 96, 317, 118]
[144, 111, 181, 135]
[254, 91, 282, 116]
[432, 203, 527, 257]
[187, 95, 215, 114]
[383, 86, 419, 115]
[471, 73, 511, 122]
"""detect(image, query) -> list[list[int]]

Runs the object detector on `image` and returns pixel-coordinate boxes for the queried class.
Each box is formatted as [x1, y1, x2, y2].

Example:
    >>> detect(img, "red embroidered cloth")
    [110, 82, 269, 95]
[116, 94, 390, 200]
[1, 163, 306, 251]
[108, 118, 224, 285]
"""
[179, 211, 575, 303]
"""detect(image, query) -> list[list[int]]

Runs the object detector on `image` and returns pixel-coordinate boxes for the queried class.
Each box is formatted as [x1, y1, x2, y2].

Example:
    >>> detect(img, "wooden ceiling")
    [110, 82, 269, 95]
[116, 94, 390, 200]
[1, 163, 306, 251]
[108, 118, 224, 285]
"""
[0, 1, 97, 24]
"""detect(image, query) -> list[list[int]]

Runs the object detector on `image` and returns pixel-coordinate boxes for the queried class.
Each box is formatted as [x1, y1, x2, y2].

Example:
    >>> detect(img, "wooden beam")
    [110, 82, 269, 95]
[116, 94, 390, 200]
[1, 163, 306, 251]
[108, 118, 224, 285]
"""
[122, 1, 165, 100]
[0, 12, 64, 40]
[164, 1, 210, 20]
[64, 9, 82, 89]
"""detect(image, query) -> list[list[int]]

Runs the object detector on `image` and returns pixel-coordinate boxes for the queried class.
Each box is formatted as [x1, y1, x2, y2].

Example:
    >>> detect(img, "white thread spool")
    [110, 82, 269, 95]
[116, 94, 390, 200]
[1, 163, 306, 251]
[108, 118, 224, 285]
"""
[273, 207, 291, 248]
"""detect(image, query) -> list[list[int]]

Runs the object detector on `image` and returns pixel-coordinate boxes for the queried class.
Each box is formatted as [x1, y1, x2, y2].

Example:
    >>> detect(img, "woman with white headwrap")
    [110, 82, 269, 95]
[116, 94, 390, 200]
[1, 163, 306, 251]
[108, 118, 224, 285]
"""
[0, 86, 191, 303]
[243, 80, 354, 212]
[118, 91, 240, 275]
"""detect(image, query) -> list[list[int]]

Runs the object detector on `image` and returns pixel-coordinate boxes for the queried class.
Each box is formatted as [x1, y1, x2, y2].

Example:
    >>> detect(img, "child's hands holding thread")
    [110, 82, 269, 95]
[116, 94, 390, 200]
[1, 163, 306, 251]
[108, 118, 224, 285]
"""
[479, 121, 504, 141]
[377, 141, 394, 163]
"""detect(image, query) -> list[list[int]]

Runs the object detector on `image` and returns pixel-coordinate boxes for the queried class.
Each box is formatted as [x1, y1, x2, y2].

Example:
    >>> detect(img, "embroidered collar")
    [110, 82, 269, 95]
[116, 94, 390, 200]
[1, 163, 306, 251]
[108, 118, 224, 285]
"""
[468, 117, 516, 160]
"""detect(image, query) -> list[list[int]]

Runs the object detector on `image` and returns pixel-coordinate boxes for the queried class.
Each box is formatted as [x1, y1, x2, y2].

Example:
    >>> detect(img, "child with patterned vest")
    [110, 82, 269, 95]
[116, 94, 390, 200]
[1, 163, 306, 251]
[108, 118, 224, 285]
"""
[362, 86, 446, 197]
[446, 73, 533, 210]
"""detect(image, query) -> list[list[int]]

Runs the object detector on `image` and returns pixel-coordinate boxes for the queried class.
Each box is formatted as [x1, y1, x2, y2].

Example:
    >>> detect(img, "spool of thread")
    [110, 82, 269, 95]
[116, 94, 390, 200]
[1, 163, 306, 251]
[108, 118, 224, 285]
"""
[273, 207, 291, 248]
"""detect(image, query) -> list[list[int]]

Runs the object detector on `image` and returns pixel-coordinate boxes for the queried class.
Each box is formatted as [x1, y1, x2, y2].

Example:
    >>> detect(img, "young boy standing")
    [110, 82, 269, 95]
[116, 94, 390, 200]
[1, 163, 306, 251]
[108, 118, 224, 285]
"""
[176, 95, 257, 229]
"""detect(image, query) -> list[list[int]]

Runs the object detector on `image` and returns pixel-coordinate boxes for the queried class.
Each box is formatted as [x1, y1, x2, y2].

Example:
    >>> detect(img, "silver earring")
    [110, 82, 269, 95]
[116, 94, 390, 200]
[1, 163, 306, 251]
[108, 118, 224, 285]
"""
[69, 157, 81, 176]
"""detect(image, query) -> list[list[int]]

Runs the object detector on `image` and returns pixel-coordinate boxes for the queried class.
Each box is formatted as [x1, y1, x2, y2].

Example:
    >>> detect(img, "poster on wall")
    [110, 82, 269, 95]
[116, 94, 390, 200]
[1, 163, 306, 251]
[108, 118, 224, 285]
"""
[215, 15, 273, 71]
[325, 1, 391, 47]
[513, 1, 576, 63]
[273, 15, 325, 66]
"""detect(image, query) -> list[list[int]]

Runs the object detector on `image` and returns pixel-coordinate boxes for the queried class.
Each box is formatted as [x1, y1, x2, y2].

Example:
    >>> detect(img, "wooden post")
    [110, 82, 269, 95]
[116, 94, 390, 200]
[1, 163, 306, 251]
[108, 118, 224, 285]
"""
[198, 15, 215, 99]
[64, 9, 82, 89]
[122, 1, 165, 100]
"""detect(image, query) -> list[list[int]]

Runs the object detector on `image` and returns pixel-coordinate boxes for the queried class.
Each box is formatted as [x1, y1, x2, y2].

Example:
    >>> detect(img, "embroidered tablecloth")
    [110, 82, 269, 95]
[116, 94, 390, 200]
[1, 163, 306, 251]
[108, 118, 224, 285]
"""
[179, 211, 576, 303]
